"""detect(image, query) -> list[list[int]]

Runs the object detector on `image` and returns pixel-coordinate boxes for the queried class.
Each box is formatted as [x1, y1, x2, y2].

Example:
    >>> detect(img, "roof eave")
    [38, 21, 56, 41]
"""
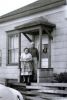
[0, 0, 66, 24]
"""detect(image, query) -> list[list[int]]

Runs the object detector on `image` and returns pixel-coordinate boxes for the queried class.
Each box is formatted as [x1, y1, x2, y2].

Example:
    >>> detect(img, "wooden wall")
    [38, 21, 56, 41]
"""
[0, 5, 67, 83]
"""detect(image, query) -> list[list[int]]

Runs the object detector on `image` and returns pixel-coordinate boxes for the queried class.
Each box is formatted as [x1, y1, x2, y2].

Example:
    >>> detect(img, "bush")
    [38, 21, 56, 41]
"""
[54, 72, 67, 83]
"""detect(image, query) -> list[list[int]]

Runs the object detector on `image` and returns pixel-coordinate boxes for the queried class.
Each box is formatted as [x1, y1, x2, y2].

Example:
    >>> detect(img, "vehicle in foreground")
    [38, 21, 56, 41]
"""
[0, 84, 24, 100]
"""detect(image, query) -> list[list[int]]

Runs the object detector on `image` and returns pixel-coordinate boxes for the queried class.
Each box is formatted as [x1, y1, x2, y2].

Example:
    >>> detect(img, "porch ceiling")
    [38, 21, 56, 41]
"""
[15, 17, 56, 35]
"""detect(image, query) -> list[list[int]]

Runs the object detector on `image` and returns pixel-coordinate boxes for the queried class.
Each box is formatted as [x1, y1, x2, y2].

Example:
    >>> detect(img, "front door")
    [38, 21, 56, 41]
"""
[35, 35, 49, 69]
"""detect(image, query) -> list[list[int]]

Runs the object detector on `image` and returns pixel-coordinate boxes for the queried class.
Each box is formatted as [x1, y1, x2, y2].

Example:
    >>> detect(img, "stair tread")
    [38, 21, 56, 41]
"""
[31, 83, 67, 88]
[26, 85, 56, 90]
[9, 82, 67, 99]
[25, 95, 67, 100]
[11, 82, 26, 87]
[20, 90, 38, 96]
[41, 96, 67, 100]
[39, 93, 61, 97]
[39, 89, 67, 95]
[25, 96, 46, 100]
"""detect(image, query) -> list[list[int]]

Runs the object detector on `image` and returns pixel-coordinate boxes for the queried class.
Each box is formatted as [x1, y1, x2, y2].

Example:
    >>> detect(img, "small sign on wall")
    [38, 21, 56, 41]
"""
[38, 44, 48, 68]
[42, 44, 48, 58]
[41, 58, 48, 68]
[41, 44, 48, 68]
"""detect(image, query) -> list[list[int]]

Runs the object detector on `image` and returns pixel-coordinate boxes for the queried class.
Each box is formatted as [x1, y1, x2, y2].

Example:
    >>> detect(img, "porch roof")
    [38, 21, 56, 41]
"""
[15, 17, 56, 35]
[16, 17, 55, 29]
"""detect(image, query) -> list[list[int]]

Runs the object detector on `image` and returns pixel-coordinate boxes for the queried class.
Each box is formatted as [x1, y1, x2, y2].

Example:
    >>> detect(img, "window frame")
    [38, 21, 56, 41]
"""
[6, 30, 19, 66]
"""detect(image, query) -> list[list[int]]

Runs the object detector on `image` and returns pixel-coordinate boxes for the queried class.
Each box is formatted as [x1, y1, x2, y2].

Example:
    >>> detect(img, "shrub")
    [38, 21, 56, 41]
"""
[54, 72, 67, 83]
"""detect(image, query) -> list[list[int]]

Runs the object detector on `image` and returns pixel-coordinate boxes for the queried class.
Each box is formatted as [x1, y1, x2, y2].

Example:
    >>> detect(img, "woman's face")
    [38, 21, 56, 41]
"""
[24, 49, 29, 54]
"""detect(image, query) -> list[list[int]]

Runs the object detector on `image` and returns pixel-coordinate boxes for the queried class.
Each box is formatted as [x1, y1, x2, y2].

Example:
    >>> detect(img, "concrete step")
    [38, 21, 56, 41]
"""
[39, 89, 67, 95]
[10, 82, 26, 87]
[39, 93, 61, 98]
[26, 84, 67, 97]
[25, 96, 46, 100]
[40, 96, 67, 100]
[8, 82, 27, 91]
[8, 82, 67, 99]
[0, 78, 6, 85]
[25, 95, 67, 100]
[31, 83, 67, 88]
[26, 85, 56, 90]
[20, 90, 39, 96]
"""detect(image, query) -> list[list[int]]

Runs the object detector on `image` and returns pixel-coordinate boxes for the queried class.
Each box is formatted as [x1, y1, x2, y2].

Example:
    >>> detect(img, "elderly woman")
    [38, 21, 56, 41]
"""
[20, 48, 33, 85]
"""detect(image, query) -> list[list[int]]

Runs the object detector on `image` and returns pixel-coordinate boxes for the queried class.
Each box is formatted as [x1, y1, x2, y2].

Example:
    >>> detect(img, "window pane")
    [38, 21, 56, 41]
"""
[8, 34, 19, 64]
[14, 35, 18, 49]
[9, 50, 15, 63]
[14, 49, 19, 63]
[11, 50, 15, 63]
[9, 36, 14, 49]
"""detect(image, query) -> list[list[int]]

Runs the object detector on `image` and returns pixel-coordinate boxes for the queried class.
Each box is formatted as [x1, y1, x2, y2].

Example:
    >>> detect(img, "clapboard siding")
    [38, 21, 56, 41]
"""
[0, 4, 67, 81]
[46, 10, 67, 73]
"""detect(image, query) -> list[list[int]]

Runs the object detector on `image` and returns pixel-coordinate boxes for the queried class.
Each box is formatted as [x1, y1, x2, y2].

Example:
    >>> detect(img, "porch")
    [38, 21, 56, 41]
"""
[15, 17, 56, 83]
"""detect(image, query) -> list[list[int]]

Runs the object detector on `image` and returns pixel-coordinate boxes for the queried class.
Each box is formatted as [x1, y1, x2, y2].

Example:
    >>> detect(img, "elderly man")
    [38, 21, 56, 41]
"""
[29, 42, 39, 82]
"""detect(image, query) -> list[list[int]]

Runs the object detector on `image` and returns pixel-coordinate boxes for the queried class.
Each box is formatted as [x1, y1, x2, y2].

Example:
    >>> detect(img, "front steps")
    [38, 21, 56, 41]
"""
[7, 82, 67, 100]
[0, 78, 6, 85]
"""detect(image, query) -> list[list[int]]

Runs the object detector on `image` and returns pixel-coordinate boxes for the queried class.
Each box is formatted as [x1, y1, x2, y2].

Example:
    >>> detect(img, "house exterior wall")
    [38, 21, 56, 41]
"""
[0, 5, 67, 83]
[46, 7, 67, 73]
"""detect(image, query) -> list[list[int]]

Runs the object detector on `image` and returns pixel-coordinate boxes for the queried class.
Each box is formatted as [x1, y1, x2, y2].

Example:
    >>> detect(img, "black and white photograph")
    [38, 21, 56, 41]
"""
[0, 0, 67, 100]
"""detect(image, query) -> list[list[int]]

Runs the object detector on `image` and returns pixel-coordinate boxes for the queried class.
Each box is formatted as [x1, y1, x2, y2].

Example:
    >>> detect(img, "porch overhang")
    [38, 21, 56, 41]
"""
[15, 17, 56, 37]
[16, 17, 56, 82]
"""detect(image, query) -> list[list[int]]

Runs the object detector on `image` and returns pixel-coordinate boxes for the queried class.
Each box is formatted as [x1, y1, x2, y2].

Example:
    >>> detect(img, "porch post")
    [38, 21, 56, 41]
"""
[37, 26, 42, 83]
[48, 37, 51, 68]
[19, 32, 21, 82]
[39, 26, 42, 68]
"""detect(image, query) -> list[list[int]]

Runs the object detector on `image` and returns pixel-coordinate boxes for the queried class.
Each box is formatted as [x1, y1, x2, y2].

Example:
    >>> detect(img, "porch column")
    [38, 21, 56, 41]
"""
[37, 26, 42, 83]
[48, 37, 51, 68]
[19, 32, 21, 82]
[39, 26, 42, 68]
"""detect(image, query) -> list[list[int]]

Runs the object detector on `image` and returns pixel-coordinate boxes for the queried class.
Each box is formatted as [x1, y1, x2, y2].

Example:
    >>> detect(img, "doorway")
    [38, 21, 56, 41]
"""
[20, 33, 38, 83]
[17, 17, 56, 83]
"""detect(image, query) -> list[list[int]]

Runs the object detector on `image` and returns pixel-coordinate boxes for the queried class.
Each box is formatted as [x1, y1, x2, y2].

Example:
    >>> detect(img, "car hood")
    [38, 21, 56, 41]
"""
[0, 84, 24, 100]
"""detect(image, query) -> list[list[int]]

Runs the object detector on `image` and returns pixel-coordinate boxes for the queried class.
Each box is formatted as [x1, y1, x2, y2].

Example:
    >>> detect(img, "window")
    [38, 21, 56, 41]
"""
[8, 34, 19, 64]
[0, 50, 2, 66]
[42, 44, 48, 58]
[42, 44, 48, 68]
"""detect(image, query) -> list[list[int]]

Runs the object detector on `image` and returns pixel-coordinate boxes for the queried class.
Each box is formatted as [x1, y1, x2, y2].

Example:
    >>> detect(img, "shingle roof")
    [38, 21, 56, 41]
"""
[0, 0, 66, 23]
